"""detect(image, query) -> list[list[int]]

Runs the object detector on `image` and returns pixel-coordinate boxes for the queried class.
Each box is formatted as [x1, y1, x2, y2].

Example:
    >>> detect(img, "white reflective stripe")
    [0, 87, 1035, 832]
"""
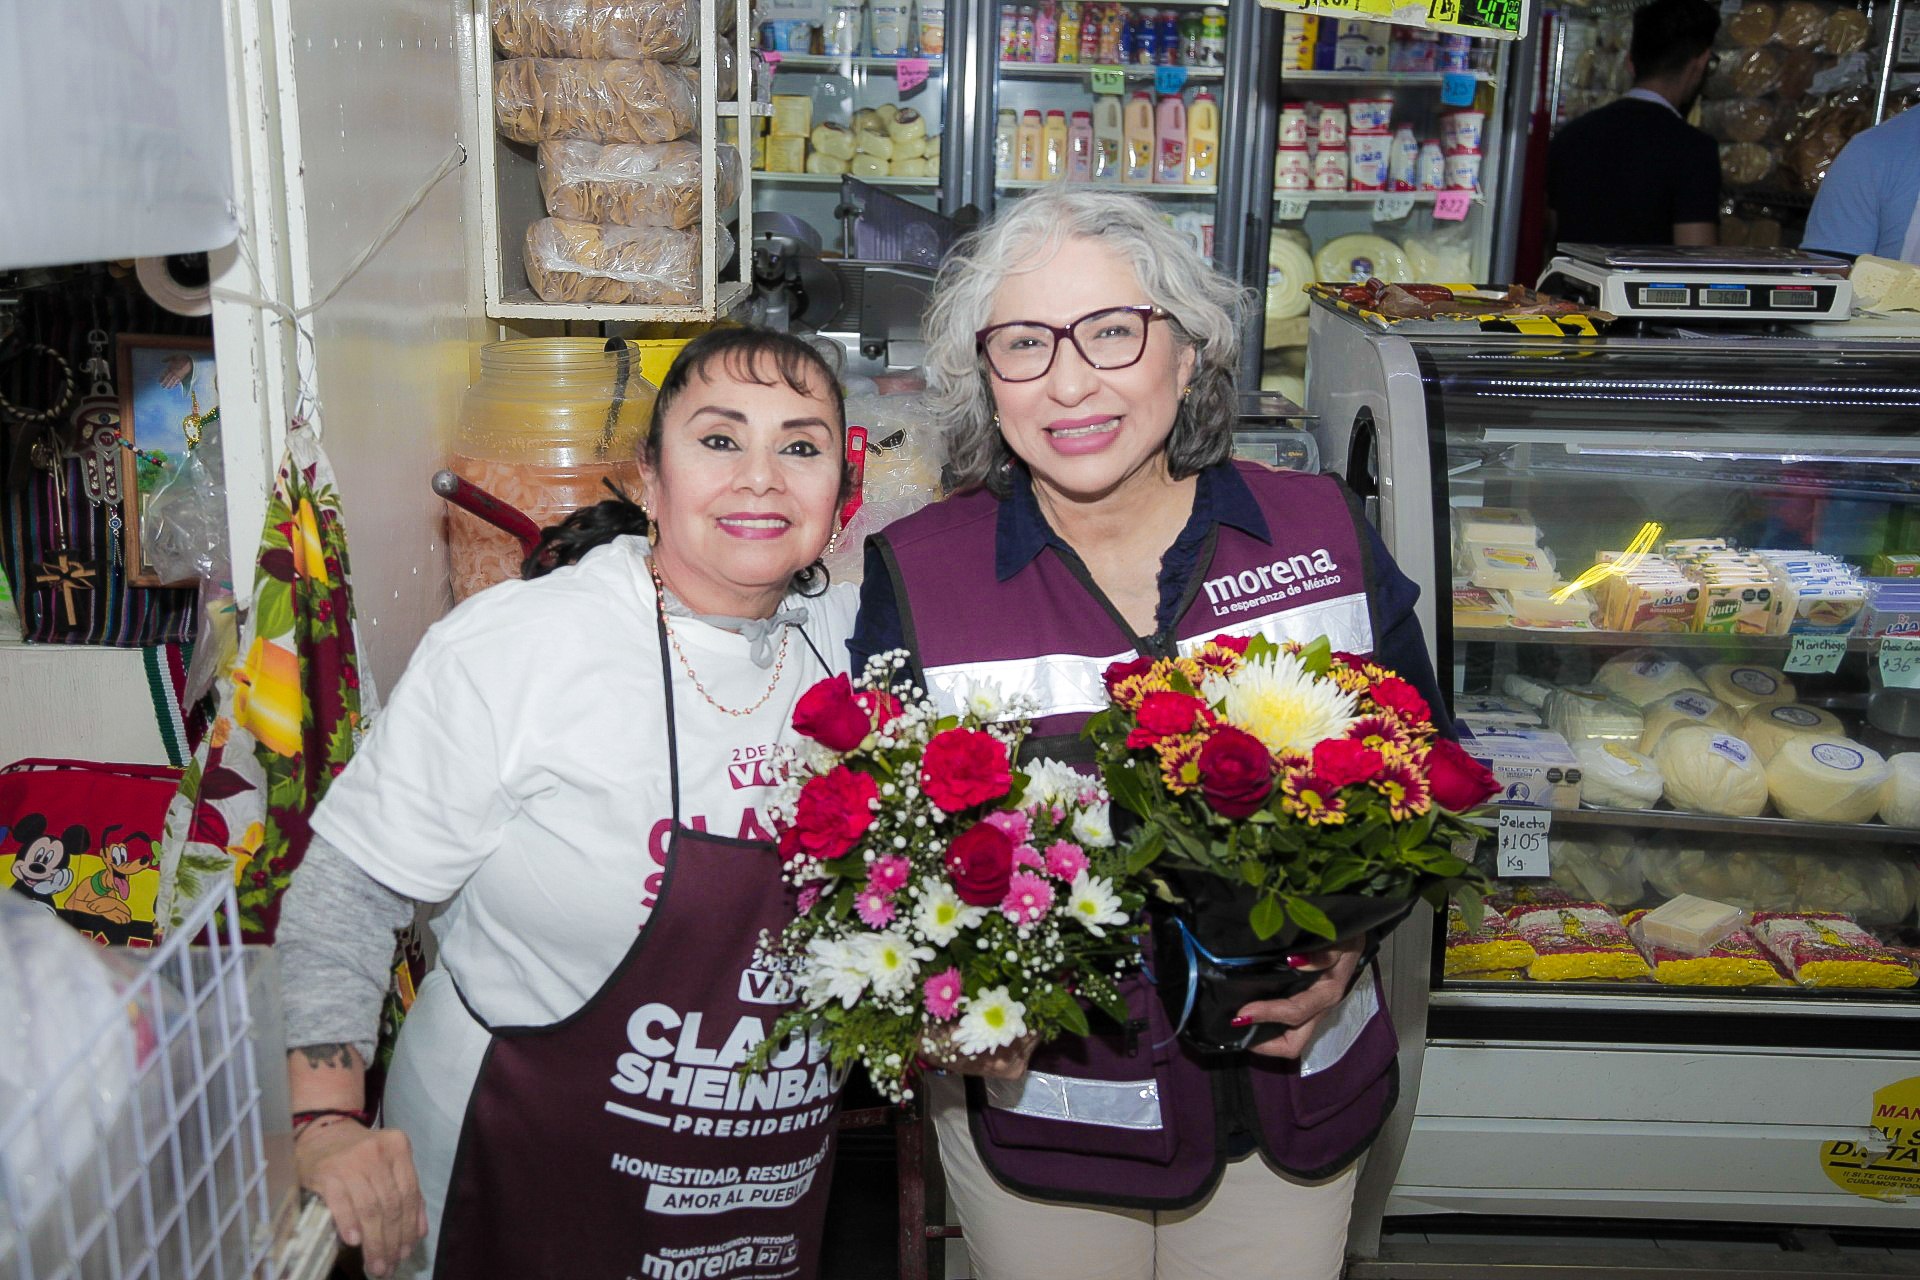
[1299, 972, 1381, 1078]
[983, 1071, 1165, 1130]
[923, 593, 1376, 722]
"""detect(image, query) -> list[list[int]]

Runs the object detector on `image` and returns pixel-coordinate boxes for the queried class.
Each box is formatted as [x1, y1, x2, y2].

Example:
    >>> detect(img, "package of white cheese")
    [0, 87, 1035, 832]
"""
[1639, 689, 1741, 753]
[1655, 725, 1769, 817]
[1594, 649, 1709, 707]
[1467, 543, 1558, 593]
[1700, 662, 1796, 713]
[1880, 752, 1920, 827]
[1551, 833, 1646, 905]
[1458, 507, 1541, 544]
[1765, 736, 1889, 823]
[1545, 685, 1645, 745]
[1573, 739, 1664, 810]
[1632, 893, 1746, 955]
[1461, 728, 1582, 808]
[1740, 699, 1845, 762]
[1453, 693, 1542, 732]
[1501, 672, 1554, 709]
[1507, 586, 1599, 629]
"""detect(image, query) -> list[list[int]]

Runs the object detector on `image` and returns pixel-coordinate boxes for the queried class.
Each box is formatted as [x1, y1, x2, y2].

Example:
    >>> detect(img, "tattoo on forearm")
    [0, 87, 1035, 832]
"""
[295, 1042, 356, 1070]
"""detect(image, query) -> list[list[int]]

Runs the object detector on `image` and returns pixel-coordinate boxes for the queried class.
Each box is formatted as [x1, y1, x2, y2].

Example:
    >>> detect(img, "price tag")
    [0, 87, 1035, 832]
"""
[1880, 636, 1920, 688]
[1496, 808, 1552, 878]
[1373, 193, 1415, 221]
[1441, 72, 1477, 106]
[1785, 632, 1848, 674]
[761, 50, 784, 69]
[1154, 64, 1189, 95]
[1273, 195, 1310, 221]
[1434, 190, 1472, 220]
[896, 56, 930, 93]
[1091, 66, 1126, 94]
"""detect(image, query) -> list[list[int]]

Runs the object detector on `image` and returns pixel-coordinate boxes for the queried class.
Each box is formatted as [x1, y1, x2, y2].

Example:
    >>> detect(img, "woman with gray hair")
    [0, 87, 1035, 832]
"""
[848, 189, 1442, 1278]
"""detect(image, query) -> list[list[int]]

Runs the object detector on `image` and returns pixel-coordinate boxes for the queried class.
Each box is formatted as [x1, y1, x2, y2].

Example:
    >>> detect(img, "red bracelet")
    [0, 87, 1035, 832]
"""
[292, 1107, 372, 1135]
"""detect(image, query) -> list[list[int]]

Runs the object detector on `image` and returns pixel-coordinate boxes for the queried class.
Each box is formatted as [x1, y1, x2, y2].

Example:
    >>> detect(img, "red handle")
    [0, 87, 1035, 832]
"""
[432, 470, 543, 557]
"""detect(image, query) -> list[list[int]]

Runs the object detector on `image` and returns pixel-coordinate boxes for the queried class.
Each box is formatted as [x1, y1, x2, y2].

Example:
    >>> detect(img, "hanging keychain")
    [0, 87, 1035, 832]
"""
[71, 327, 126, 566]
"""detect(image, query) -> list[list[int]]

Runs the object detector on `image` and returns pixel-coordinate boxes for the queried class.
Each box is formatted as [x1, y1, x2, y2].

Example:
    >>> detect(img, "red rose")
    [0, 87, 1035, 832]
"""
[854, 687, 903, 732]
[920, 728, 1013, 812]
[792, 675, 872, 751]
[1208, 635, 1250, 655]
[1369, 676, 1431, 726]
[1331, 650, 1370, 669]
[1102, 655, 1156, 693]
[1427, 739, 1499, 811]
[778, 766, 879, 861]
[1195, 726, 1276, 819]
[944, 821, 1014, 906]
[1313, 738, 1385, 789]
[1125, 690, 1208, 748]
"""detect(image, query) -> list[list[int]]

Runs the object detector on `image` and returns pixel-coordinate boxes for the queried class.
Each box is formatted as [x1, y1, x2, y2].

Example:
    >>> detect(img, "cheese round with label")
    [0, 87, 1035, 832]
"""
[1700, 662, 1795, 714]
[1880, 753, 1920, 828]
[1573, 740, 1665, 810]
[1739, 699, 1844, 762]
[1765, 736, 1888, 823]
[1655, 725, 1769, 817]
[1595, 649, 1709, 707]
[1639, 689, 1742, 753]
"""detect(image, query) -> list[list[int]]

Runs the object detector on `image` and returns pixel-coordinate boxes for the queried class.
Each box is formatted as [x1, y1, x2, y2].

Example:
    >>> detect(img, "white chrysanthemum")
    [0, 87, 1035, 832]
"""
[804, 937, 870, 1009]
[958, 678, 1007, 722]
[1065, 871, 1129, 937]
[1071, 803, 1114, 848]
[856, 930, 935, 998]
[1023, 757, 1082, 806]
[953, 986, 1028, 1055]
[912, 878, 987, 946]
[1201, 651, 1359, 755]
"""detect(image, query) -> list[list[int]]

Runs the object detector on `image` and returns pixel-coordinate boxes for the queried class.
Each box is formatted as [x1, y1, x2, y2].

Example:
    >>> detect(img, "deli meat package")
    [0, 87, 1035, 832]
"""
[1749, 911, 1919, 989]
[1506, 901, 1653, 982]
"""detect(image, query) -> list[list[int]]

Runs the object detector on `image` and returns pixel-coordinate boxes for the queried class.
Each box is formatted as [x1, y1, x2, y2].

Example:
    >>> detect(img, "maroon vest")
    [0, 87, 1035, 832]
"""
[873, 463, 1399, 1208]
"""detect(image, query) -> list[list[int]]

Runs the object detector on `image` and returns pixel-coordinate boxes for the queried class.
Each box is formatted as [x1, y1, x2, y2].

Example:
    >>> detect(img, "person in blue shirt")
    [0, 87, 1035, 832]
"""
[1802, 108, 1920, 264]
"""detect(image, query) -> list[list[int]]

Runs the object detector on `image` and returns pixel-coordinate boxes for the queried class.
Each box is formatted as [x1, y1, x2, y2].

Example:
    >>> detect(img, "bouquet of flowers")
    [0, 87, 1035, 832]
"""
[1084, 633, 1498, 1051]
[746, 654, 1145, 1101]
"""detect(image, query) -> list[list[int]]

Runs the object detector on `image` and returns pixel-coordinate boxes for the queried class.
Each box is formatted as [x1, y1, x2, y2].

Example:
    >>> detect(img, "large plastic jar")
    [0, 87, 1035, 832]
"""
[448, 339, 656, 599]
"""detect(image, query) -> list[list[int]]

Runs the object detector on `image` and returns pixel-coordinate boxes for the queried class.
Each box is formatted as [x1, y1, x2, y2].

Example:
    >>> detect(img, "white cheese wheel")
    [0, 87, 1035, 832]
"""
[1544, 686, 1645, 745]
[1880, 753, 1920, 828]
[1764, 736, 1888, 823]
[1594, 649, 1708, 707]
[1573, 740, 1665, 809]
[1638, 689, 1741, 754]
[1266, 236, 1315, 322]
[1739, 699, 1844, 762]
[1700, 662, 1795, 714]
[1655, 725, 1769, 817]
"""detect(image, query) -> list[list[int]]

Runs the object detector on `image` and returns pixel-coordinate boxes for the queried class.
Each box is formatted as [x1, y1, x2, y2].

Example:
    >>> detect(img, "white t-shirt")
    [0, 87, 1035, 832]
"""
[312, 536, 856, 1030]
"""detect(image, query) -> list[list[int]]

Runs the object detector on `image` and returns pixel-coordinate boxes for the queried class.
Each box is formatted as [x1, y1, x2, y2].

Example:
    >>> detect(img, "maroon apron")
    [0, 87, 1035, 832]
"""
[432, 604, 842, 1279]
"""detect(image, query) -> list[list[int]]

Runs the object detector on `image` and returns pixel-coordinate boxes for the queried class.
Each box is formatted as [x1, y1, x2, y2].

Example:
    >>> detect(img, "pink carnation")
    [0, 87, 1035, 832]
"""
[796, 881, 827, 915]
[867, 855, 911, 894]
[923, 967, 963, 1021]
[983, 809, 1032, 846]
[1044, 840, 1088, 882]
[855, 887, 896, 928]
[1001, 871, 1055, 925]
[1014, 844, 1045, 870]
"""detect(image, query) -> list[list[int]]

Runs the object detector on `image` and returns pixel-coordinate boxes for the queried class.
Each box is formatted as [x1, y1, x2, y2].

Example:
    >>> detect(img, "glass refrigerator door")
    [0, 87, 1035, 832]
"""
[984, 0, 1231, 256]
[1423, 339, 1920, 1028]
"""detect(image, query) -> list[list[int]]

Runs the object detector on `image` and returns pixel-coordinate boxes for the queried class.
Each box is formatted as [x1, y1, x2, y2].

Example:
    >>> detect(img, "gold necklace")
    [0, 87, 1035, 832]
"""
[649, 555, 791, 718]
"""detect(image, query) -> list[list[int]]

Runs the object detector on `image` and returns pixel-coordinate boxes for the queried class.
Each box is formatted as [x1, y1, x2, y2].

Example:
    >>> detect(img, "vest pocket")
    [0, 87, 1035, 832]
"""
[1286, 979, 1398, 1129]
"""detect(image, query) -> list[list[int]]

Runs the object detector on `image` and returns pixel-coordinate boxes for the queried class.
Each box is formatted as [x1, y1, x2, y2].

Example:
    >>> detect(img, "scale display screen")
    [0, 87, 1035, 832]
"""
[1639, 286, 1690, 305]
[1701, 286, 1752, 306]
[1771, 288, 1819, 307]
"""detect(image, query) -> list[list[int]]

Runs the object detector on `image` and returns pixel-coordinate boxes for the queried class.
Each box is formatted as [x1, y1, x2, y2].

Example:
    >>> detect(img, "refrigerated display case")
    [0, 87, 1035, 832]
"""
[1308, 304, 1920, 1246]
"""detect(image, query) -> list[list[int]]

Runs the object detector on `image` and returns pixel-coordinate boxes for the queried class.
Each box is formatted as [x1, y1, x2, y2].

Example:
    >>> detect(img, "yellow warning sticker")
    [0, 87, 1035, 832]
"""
[1821, 1075, 1920, 1202]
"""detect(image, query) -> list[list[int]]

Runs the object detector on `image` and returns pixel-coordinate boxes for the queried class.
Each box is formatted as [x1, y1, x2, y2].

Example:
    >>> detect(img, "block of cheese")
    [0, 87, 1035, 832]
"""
[805, 152, 850, 175]
[1700, 662, 1795, 713]
[809, 120, 857, 159]
[891, 156, 934, 178]
[1572, 740, 1664, 810]
[770, 94, 813, 137]
[1765, 736, 1889, 823]
[1655, 725, 1768, 817]
[1633, 893, 1746, 955]
[1880, 752, 1920, 827]
[1501, 672, 1555, 709]
[764, 134, 806, 172]
[1453, 585, 1512, 630]
[1851, 254, 1920, 312]
[1459, 507, 1540, 544]
[1462, 728, 1582, 808]
[1740, 699, 1844, 762]
[1508, 586, 1597, 628]
[1467, 543, 1557, 592]
[1544, 686, 1644, 745]
[1639, 689, 1741, 753]
[1595, 649, 1708, 707]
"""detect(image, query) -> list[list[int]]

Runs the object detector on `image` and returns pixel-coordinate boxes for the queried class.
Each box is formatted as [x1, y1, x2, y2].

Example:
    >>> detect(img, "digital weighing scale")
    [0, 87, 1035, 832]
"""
[1537, 245, 1854, 322]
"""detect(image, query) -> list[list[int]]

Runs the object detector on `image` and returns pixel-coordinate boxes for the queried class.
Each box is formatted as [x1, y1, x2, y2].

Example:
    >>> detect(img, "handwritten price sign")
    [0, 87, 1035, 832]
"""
[1786, 633, 1848, 674]
[1373, 194, 1415, 221]
[1497, 808, 1552, 878]
[896, 57, 930, 93]
[1434, 190, 1473, 220]
[1880, 636, 1920, 689]
[1274, 195, 1311, 221]
[1441, 72, 1477, 105]
[1090, 66, 1126, 94]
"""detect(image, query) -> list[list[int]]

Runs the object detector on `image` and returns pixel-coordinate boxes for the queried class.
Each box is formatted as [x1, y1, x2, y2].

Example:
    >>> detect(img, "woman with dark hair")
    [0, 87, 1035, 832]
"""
[277, 328, 858, 1278]
[851, 190, 1445, 1278]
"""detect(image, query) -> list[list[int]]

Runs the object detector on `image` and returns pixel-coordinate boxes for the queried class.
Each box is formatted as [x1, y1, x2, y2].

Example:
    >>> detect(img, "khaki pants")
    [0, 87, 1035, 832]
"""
[929, 1074, 1357, 1280]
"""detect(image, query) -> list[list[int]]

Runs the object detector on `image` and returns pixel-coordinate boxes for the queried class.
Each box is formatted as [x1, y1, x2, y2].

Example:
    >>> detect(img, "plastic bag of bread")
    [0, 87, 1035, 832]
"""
[1726, 0, 1776, 46]
[1777, 48, 1826, 100]
[1774, 0, 1827, 49]
[1819, 5, 1868, 52]
[492, 0, 697, 62]
[494, 57, 698, 145]
[1720, 141, 1776, 187]
[1726, 46, 1785, 97]
[523, 216, 730, 305]
[1713, 98, 1776, 145]
[1784, 90, 1872, 191]
[538, 139, 740, 228]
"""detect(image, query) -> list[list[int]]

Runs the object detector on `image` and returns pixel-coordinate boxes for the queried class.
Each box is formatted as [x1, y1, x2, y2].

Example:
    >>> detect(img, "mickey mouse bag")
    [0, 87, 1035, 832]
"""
[0, 758, 182, 947]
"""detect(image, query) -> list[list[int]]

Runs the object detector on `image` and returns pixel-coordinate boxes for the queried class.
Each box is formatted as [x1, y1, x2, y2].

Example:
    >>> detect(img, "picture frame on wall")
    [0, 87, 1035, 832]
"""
[116, 335, 216, 588]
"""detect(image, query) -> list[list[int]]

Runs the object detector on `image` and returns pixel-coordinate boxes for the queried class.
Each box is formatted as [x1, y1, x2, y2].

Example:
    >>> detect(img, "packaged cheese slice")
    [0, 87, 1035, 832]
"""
[1739, 699, 1844, 762]
[1467, 543, 1558, 592]
[1639, 689, 1741, 753]
[1631, 893, 1745, 954]
[1765, 736, 1889, 823]
[1655, 725, 1768, 817]
[1700, 662, 1795, 713]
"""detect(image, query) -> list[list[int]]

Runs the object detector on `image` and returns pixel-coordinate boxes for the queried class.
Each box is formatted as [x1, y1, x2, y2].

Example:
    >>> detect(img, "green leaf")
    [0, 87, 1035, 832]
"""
[1240, 860, 1269, 886]
[1055, 999, 1090, 1038]
[1165, 668, 1196, 695]
[1297, 634, 1333, 676]
[1124, 825, 1165, 875]
[1285, 896, 1338, 940]
[1106, 761, 1151, 818]
[251, 579, 296, 644]
[1250, 894, 1287, 940]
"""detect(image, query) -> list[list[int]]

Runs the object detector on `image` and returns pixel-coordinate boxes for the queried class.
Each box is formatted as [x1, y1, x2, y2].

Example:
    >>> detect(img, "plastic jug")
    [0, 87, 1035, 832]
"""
[1066, 110, 1095, 181]
[1093, 95, 1124, 181]
[1186, 91, 1218, 185]
[1016, 109, 1043, 180]
[1124, 91, 1155, 184]
[995, 108, 1018, 181]
[1155, 92, 1186, 184]
[1035, 0, 1059, 62]
[1043, 109, 1069, 180]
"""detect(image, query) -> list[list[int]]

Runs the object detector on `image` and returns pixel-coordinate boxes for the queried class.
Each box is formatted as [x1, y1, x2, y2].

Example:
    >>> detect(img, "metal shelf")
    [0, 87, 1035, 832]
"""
[762, 54, 946, 72]
[1454, 627, 1882, 653]
[1271, 190, 1483, 205]
[1431, 987, 1920, 1017]
[491, 281, 752, 322]
[995, 60, 1225, 81]
[1279, 70, 1497, 85]
[997, 178, 1217, 194]
[1551, 804, 1920, 846]
[753, 172, 938, 188]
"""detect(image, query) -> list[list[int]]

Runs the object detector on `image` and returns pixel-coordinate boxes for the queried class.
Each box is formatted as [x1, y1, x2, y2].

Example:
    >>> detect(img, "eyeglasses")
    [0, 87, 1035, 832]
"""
[974, 305, 1171, 383]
